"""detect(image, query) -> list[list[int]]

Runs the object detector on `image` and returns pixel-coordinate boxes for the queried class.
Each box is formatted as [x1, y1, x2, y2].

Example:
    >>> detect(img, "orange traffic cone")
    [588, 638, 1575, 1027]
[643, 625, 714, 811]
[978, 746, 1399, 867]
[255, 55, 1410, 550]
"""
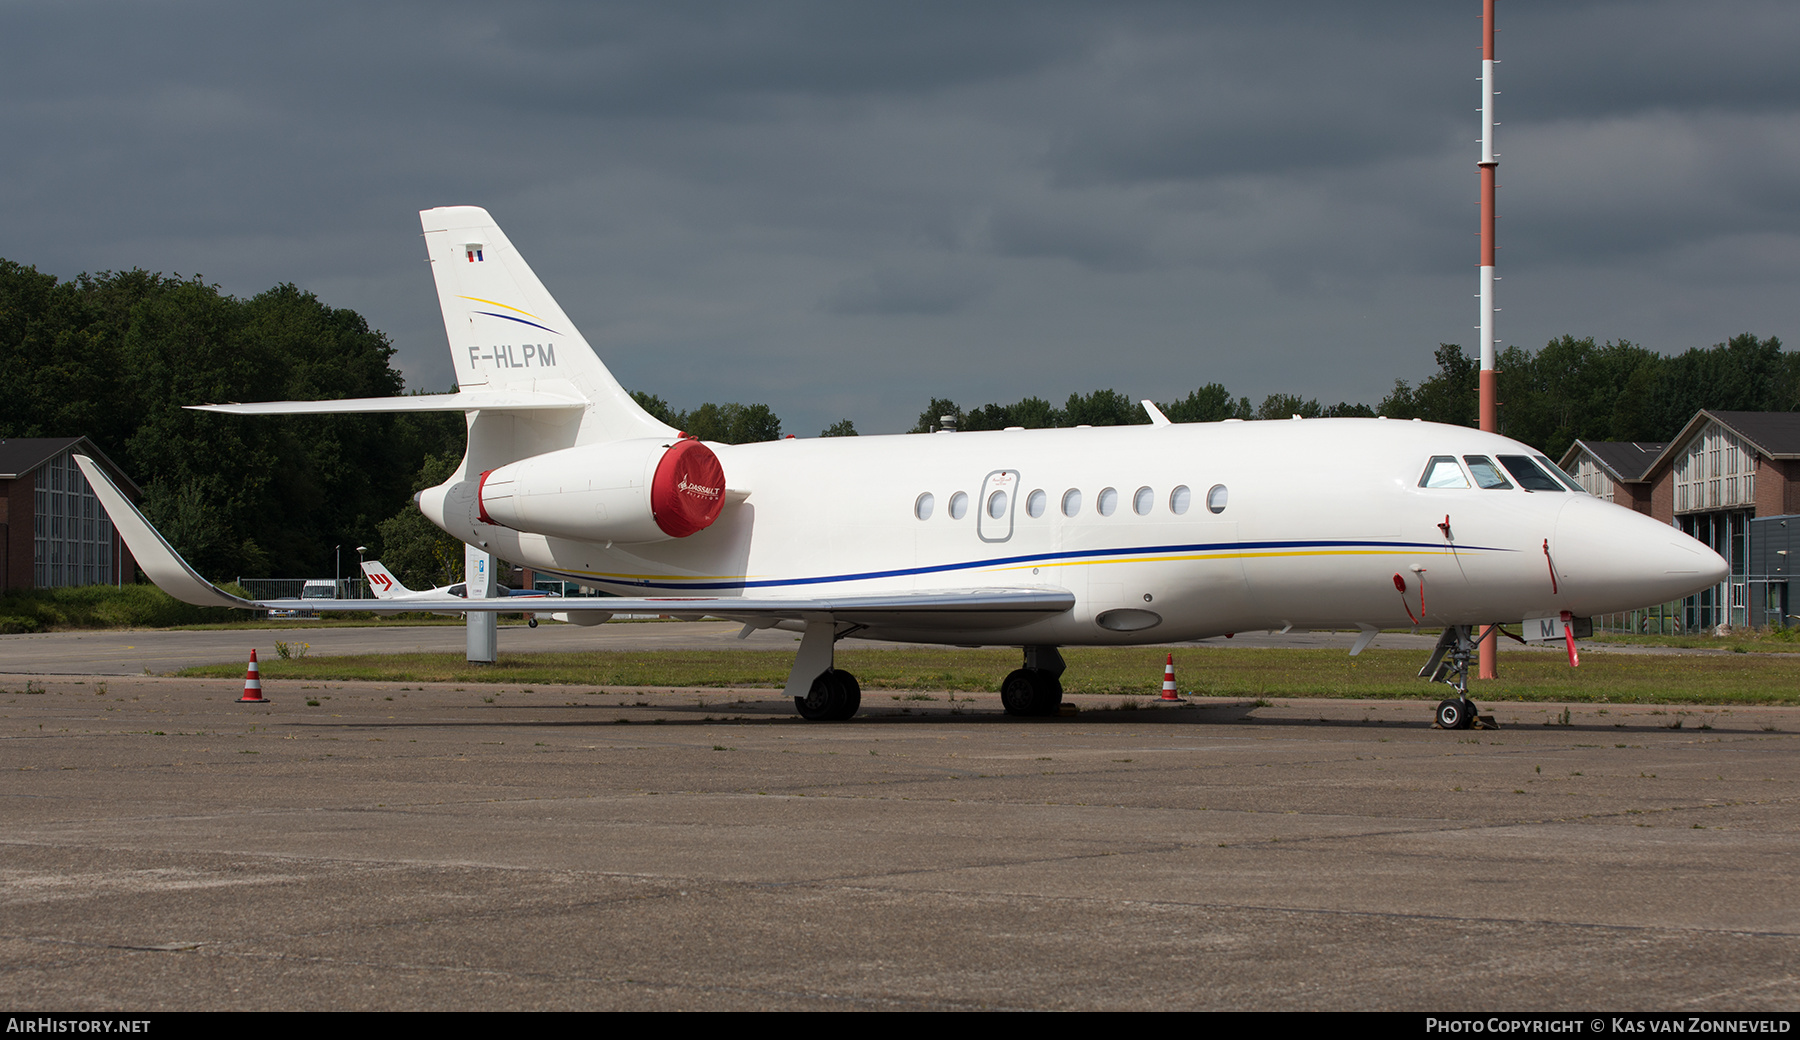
[1159, 653, 1182, 702]
[238, 649, 268, 703]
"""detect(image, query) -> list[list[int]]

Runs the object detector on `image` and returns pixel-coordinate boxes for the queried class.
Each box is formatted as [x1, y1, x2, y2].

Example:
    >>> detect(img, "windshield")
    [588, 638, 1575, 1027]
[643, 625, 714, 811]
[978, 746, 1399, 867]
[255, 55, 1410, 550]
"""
[1462, 456, 1512, 490]
[1497, 455, 1564, 491]
[1534, 455, 1588, 494]
[1419, 456, 1470, 489]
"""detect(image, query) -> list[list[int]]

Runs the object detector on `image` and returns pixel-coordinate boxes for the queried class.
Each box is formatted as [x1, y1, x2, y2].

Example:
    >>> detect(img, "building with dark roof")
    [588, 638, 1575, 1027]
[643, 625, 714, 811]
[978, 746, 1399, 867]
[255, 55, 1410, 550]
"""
[1566, 412, 1800, 631]
[0, 437, 140, 591]
[1559, 439, 1664, 513]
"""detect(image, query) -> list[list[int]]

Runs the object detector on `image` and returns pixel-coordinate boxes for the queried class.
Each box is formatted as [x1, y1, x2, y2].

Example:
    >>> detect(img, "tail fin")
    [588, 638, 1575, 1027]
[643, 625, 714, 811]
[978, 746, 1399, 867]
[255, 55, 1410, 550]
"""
[420, 206, 673, 447]
[360, 560, 412, 599]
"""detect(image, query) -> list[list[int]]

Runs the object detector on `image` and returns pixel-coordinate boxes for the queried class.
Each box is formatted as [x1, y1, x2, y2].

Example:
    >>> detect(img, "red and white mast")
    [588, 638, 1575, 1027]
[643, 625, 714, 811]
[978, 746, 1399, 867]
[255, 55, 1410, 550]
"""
[1478, 0, 1500, 679]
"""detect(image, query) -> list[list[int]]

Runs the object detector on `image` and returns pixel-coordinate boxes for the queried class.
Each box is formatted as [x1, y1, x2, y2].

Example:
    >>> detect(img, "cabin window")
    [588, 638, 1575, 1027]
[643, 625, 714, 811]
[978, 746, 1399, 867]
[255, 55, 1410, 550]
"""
[1207, 484, 1228, 514]
[1097, 487, 1118, 516]
[1419, 456, 1470, 489]
[1463, 456, 1512, 490]
[1133, 486, 1154, 515]
[987, 489, 1009, 519]
[1027, 489, 1047, 518]
[1170, 485, 1192, 515]
[1498, 455, 1564, 492]
[1535, 455, 1588, 494]
[1061, 489, 1082, 517]
[914, 492, 935, 520]
[949, 491, 969, 519]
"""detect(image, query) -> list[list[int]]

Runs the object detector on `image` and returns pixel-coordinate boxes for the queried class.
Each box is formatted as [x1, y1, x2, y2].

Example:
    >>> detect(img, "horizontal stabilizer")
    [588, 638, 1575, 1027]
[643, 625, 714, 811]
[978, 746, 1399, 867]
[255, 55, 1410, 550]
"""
[188, 391, 587, 415]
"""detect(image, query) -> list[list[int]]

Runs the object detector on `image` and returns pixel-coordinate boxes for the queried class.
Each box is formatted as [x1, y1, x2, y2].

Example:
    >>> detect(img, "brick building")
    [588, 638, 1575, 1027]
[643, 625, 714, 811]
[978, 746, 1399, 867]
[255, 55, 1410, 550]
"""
[1563, 411, 1800, 629]
[0, 437, 140, 591]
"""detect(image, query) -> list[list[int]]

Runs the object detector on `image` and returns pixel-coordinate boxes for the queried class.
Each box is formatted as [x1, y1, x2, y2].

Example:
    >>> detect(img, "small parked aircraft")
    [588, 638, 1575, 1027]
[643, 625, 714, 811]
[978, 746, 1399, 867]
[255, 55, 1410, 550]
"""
[359, 559, 558, 626]
[77, 207, 1729, 727]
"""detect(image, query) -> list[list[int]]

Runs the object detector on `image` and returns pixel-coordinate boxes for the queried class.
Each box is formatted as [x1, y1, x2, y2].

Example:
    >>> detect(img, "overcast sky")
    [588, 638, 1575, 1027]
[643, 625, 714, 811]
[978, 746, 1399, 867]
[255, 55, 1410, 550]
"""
[6, 1, 1797, 435]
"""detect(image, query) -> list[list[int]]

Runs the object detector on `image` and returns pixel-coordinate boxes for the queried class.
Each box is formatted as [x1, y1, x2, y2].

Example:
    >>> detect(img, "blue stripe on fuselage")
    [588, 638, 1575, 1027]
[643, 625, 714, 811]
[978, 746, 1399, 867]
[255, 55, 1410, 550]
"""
[534, 538, 1515, 593]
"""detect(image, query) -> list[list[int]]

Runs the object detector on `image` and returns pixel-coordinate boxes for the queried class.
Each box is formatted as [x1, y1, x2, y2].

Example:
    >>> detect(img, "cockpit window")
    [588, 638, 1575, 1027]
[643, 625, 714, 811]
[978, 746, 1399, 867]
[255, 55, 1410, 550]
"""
[1534, 455, 1588, 494]
[1497, 455, 1564, 491]
[1419, 456, 1470, 489]
[1462, 456, 1512, 490]
[448, 583, 467, 598]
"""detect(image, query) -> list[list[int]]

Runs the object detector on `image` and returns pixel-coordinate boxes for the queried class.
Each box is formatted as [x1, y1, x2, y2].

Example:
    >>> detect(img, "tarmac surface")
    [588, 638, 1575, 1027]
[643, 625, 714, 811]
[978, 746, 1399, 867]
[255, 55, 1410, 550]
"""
[3, 651, 1798, 1010]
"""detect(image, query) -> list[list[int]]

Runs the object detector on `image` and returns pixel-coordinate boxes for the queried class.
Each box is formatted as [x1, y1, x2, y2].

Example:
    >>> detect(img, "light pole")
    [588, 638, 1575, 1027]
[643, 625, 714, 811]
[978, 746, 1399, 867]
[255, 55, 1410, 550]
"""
[335, 544, 341, 599]
[355, 545, 368, 599]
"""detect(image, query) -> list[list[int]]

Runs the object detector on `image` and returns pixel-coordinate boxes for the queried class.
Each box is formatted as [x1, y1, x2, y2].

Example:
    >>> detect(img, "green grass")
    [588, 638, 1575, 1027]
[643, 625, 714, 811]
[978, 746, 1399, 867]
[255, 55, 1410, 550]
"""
[175, 646, 1800, 706]
[0, 584, 247, 632]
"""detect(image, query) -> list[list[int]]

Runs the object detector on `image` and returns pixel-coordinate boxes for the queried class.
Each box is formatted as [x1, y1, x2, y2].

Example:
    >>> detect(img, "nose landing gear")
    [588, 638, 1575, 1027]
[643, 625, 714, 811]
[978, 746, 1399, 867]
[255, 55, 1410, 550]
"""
[1420, 626, 1498, 730]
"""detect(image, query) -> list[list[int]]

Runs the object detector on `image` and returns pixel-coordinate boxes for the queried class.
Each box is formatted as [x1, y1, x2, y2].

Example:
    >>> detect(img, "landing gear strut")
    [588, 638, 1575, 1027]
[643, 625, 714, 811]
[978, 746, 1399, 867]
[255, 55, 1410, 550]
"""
[786, 620, 863, 721]
[1001, 645, 1065, 717]
[1419, 626, 1490, 730]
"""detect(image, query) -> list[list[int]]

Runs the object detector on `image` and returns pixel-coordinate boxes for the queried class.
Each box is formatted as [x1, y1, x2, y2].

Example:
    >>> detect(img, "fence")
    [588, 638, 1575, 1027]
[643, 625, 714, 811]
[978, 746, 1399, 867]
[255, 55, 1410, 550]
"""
[235, 578, 366, 600]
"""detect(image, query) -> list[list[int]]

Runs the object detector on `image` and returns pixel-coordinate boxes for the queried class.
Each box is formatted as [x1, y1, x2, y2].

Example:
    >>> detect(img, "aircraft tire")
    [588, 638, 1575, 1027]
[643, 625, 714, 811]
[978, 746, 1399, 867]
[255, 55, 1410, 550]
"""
[1001, 669, 1062, 716]
[830, 670, 862, 720]
[1436, 698, 1473, 730]
[1000, 669, 1037, 716]
[796, 669, 860, 721]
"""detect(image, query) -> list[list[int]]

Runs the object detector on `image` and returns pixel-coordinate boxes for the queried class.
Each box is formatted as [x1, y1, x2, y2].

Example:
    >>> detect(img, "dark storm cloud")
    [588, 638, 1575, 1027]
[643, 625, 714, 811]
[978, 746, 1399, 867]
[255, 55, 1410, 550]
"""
[2, 1, 1795, 435]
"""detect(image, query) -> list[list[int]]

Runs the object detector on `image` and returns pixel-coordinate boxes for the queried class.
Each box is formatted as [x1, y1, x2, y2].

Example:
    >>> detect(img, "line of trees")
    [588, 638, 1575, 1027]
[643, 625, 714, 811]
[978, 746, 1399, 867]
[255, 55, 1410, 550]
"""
[0, 261, 464, 583]
[910, 334, 1795, 462]
[2, 256, 1792, 588]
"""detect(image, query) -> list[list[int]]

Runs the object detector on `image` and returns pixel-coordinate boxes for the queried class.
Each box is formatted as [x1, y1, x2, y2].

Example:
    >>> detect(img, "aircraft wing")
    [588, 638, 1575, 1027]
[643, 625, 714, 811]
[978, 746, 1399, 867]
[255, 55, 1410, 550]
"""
[74, 455, 1074, 626]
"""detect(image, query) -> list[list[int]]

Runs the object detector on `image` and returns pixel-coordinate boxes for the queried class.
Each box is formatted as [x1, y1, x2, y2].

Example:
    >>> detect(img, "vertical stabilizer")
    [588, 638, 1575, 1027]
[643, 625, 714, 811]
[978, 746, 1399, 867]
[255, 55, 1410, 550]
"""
[360, 560, 412, 599]
[420, 206, 674, 448]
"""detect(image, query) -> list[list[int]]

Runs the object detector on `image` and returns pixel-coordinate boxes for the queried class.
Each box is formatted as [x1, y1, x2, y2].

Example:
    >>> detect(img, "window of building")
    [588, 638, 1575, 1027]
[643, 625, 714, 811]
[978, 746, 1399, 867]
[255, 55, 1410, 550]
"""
[1674, 421, 1755, 513]
[32, 451, 113, 588]
[1571, 456, 1614, 502]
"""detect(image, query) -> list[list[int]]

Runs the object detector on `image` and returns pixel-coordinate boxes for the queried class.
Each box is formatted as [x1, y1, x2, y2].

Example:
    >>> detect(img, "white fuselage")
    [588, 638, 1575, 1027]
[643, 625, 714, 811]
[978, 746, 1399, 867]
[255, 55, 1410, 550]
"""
[423, 416, 1724, 646]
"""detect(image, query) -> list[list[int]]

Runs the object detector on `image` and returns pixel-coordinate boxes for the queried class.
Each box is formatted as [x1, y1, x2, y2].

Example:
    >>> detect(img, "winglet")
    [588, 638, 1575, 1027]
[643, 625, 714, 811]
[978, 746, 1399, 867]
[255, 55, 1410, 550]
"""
[72, 455, 256, 610]
[1141, 400, 1172, 427]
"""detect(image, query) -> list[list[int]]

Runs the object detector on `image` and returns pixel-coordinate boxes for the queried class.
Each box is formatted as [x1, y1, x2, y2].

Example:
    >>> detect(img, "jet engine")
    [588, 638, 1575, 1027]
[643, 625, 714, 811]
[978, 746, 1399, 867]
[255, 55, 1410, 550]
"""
[476, 435, 727, 544]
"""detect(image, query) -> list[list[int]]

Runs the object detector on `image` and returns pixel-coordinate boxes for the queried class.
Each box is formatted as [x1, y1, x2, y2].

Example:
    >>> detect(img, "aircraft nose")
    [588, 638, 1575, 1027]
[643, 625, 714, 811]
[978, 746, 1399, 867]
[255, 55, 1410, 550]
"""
[1553, 496, 1729, 613]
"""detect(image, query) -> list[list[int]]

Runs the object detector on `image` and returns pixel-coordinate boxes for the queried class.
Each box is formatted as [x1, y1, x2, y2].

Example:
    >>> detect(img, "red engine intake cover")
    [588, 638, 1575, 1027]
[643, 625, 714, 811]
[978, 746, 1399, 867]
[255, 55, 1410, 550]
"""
[649, 438, 726, 538]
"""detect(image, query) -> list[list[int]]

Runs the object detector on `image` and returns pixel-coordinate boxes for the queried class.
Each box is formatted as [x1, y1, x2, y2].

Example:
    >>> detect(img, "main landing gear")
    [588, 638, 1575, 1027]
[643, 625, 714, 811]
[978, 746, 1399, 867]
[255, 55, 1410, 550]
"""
[782, 626, 1068, 721]
[1000, 645, 1065, 717]
[1419, 626, 1494, 730]
[796, 668, 861, 721]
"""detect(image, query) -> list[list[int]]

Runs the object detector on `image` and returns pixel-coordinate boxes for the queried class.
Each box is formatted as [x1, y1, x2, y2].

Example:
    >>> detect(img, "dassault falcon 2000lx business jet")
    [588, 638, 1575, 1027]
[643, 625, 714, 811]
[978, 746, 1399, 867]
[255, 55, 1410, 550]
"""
[78, 206, 1729, 729]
